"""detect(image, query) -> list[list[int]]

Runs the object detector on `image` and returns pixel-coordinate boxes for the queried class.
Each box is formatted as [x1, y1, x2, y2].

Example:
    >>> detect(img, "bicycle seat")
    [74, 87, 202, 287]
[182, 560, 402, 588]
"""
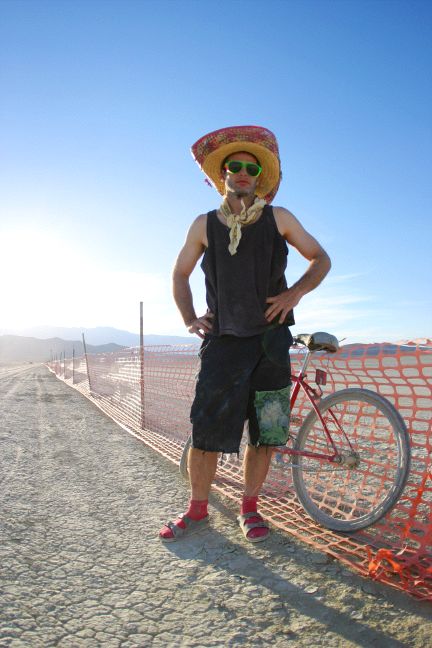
[294, 332, 339, 353]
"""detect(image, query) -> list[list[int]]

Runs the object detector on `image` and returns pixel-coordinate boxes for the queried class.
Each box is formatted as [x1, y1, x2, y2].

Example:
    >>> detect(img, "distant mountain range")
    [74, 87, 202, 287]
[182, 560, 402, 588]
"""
[0, 326, 196, 347]
[0, 335, 123, 364]
[1, 326, 429, 364]
[0, 327, 199, 363]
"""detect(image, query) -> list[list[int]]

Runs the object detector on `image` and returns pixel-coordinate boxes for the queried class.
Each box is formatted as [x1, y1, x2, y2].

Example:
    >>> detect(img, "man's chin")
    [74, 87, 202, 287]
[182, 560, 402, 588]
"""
[228, 188, 253, 199]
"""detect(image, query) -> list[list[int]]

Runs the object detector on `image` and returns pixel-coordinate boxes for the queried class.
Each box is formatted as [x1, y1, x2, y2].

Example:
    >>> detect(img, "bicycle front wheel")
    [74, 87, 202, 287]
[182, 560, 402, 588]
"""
[292, 388, 411, 532]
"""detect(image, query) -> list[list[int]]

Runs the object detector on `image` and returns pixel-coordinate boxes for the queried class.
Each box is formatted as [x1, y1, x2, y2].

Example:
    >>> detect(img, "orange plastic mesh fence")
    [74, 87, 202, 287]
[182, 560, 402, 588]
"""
[47, 341, 432, 600]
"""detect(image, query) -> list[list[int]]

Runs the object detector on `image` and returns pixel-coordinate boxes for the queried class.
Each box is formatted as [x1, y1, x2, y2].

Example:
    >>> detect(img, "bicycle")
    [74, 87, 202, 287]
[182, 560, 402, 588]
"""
[179, 331, 411, 532]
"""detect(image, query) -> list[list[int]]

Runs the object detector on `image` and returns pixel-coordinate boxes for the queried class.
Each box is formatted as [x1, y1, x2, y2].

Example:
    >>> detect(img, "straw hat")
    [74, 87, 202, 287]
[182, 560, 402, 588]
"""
[191, 125, 281, 203]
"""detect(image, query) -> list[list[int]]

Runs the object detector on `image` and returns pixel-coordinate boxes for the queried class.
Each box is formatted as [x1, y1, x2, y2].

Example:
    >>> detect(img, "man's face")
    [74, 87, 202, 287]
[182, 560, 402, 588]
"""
[223, 152, 260, 199]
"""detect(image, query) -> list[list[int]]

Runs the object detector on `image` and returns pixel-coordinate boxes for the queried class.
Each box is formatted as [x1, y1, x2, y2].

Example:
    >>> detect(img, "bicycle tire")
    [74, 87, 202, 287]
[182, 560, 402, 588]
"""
[292, 388, 411, 532]
[179, 435, 192, 479]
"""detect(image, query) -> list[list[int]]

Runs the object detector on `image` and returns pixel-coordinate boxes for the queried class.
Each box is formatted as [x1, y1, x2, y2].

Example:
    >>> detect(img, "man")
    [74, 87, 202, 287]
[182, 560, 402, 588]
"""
[159, 125, 331, 543]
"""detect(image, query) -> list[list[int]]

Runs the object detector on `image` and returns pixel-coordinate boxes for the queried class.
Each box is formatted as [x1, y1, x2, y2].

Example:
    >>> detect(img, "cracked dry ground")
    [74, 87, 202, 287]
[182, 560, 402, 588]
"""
[0, 364, 431, 648]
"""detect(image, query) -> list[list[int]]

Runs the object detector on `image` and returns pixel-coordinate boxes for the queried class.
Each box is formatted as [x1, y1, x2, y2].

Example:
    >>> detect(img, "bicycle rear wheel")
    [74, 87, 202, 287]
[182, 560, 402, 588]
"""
[292, 388, 411, 532]
[179, 435, 192, 479]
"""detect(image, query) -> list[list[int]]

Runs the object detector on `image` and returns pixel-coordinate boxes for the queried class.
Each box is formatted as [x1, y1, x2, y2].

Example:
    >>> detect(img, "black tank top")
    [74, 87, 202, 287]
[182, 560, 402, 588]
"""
[201, 205, 295, 337]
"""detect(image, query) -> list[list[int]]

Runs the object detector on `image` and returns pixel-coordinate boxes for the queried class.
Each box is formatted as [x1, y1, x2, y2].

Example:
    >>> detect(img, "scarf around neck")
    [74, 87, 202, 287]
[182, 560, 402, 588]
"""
[219, 196, 266, 255]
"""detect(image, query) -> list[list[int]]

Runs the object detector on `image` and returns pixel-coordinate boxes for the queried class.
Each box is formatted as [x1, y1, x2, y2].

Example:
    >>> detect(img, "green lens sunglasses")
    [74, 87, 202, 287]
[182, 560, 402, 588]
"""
[224, 160, 262, 177]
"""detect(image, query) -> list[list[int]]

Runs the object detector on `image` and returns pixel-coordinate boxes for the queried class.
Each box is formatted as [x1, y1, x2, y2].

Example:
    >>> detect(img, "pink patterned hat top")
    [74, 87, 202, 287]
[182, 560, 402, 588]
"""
[191, 125, 282, 203]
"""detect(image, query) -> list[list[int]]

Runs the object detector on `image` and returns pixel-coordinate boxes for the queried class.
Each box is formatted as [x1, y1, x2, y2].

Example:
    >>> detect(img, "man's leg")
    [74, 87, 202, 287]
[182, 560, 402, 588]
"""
[239, 328, 292, 542]
[159, 447, 218, 541]
[239, 445, 273, 541]
[243, 445, 273, 496]
[189, 447, 218, 499]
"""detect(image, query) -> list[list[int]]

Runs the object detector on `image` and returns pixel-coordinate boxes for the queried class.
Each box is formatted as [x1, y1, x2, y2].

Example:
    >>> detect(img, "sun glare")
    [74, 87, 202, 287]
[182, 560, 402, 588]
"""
[0, 229, 67, 328]
[0, 228, 176, 333]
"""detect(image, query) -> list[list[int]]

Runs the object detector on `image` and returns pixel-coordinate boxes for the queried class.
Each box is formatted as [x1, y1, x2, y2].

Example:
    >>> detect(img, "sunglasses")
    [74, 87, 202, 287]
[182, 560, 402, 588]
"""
[224, 160, 262, 177]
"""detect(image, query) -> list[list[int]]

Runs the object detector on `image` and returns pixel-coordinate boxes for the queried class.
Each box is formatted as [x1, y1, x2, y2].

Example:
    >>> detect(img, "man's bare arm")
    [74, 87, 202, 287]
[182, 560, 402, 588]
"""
[266, 207, 331, 323]
[172, 214, 214, 339]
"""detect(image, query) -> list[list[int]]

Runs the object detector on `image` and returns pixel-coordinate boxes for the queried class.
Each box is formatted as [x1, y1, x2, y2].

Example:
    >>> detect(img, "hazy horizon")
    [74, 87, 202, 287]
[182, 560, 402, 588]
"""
[1, 324, 430, 348]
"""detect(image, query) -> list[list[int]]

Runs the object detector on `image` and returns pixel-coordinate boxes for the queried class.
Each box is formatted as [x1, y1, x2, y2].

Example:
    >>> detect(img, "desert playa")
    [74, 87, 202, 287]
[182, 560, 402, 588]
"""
[1, 364, 431, 647]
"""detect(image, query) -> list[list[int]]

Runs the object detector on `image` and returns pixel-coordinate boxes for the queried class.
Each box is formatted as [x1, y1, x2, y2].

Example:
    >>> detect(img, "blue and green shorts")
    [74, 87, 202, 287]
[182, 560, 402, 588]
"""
[190, 326, 292, 453]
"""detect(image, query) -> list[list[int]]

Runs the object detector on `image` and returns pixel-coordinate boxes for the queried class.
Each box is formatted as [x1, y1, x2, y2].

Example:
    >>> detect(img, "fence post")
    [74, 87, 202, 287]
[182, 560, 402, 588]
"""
[82, 333, 92, 393]
[72, 347, 75, 384]
[140, 301, 145, 429]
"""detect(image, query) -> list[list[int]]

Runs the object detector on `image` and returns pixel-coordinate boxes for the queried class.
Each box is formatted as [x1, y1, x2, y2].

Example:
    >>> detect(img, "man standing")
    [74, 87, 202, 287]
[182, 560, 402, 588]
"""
[159, 126, 331, 543]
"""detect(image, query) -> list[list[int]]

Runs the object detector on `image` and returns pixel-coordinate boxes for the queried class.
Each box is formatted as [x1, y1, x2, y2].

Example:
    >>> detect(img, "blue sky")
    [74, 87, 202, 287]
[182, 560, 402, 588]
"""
[0, 0, 431, 342]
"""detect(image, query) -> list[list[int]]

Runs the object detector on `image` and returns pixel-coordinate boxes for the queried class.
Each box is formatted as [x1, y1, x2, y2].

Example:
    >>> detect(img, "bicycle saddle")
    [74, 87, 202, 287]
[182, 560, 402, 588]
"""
[294, 332, 339, 353]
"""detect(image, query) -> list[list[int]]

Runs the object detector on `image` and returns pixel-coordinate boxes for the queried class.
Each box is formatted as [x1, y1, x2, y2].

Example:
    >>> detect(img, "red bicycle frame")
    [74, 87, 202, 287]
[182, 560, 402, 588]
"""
[276, 349, 341, 463]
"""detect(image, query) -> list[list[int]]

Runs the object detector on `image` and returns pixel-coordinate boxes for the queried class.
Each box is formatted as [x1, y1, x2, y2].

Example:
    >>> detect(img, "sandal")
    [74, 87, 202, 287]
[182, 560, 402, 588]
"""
[237, 512, 270, 543]
[159, 514, 209, 543]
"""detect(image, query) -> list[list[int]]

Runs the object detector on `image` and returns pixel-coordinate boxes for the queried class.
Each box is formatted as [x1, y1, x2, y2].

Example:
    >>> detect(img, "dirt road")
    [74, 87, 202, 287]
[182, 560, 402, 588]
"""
[0, 365, 431, 647]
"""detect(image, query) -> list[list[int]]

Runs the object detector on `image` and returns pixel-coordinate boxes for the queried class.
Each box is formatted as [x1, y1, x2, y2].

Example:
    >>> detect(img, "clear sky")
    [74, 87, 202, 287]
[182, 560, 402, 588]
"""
[1, 0, 431, 343]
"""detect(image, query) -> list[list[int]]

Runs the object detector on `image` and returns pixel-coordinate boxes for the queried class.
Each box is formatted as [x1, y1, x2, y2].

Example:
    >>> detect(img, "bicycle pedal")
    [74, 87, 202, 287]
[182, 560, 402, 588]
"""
[273, 448, 292, 465]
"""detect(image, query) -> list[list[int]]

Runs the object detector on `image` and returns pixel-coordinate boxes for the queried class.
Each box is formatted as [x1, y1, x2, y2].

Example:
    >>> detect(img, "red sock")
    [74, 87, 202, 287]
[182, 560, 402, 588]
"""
[241, 495, 268, 540]
[159, 499, 208, 540]
[186, 499, 208, 520]
[241, 495, 258, 515]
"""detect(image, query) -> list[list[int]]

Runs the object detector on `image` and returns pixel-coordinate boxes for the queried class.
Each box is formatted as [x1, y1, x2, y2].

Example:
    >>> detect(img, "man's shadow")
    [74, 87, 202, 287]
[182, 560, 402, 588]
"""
[161, 494, 431, 648]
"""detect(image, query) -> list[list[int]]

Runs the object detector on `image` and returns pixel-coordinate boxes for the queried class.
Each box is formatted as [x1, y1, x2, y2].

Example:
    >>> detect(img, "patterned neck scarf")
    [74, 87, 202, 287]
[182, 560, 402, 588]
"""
[219, 196, 266, 255]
